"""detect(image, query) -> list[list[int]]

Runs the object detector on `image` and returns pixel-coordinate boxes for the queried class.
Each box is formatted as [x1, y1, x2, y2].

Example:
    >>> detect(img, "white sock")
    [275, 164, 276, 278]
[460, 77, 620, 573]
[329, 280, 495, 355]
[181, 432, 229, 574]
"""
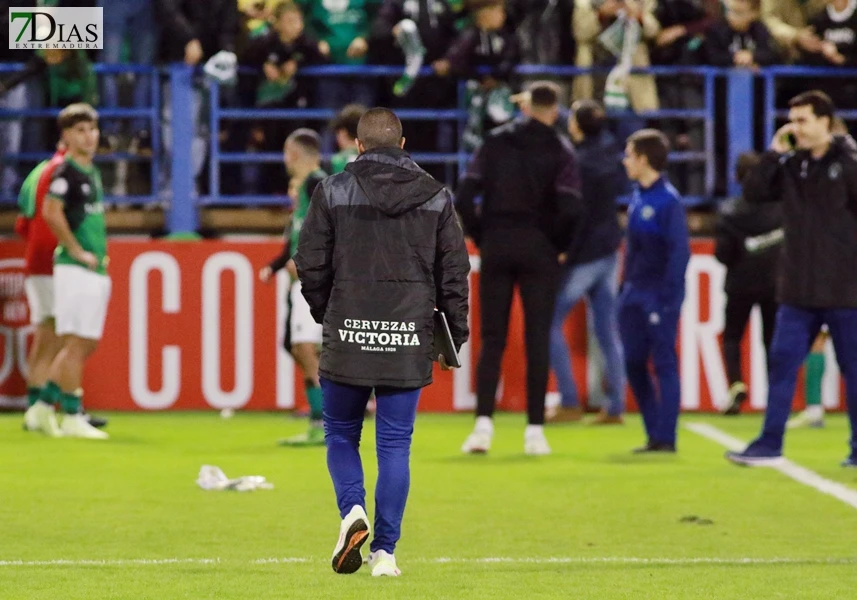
[475, 416, 493, 434]
[525, 425, 544, 439]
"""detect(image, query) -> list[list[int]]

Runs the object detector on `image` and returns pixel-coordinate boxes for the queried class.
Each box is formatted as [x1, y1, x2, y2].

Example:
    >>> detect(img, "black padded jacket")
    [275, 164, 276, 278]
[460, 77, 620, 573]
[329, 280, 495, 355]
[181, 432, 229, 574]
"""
[295, 147, 470, 389]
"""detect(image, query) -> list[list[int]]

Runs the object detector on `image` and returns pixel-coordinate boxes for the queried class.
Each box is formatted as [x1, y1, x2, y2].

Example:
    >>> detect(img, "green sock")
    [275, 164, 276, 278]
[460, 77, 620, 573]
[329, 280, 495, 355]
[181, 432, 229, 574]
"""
[40, 381, 61, 406]
[27, 387, 42, 407]
[805, 352, 825, 407]
[60, 390, 82, 415]
[306, 383, 323, 422]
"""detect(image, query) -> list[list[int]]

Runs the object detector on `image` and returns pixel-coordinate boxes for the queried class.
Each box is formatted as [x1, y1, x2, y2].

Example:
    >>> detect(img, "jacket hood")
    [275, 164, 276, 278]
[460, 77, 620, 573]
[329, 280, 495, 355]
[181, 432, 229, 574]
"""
[345, 148, 444, 217]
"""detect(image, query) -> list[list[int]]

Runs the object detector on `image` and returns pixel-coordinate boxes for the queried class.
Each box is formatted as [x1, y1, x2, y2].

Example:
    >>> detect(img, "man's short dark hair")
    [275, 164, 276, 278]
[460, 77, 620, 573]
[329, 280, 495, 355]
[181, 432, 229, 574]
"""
[571, 99, 606, 137]
[628, 129, 670, 172]
[330, 104, 367, 139]
[57, 103, 98, 131]
[285, 128, 321, 155]
[357, 107, 403, 150]
[789, 90, 836, 122]
[735, 151, 760, 185]
[527, 81, 560, 109]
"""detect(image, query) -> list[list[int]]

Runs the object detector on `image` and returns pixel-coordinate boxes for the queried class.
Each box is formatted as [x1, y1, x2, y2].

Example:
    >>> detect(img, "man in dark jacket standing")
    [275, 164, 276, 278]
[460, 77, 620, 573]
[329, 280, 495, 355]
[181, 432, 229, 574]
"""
[548, 100, 626, 425]
[456, 81, 581, 456]
[295, 108, 470, 576]
[726, 91, 857, 467]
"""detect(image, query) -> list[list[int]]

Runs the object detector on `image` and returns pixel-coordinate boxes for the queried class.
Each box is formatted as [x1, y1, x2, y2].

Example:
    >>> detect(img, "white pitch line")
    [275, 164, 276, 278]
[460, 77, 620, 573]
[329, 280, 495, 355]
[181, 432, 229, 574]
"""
[2, 557, 857, 568]
[685, 422, 857, 511]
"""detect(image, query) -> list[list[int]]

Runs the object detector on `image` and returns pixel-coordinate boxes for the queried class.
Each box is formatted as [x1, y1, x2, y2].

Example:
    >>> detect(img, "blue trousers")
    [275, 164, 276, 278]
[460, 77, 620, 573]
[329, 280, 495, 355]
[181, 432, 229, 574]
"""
[321, 377, 421, 554]
[618, 291, 682, 446]
[549, 254, 625, 415]
[753, 305, 857, 457]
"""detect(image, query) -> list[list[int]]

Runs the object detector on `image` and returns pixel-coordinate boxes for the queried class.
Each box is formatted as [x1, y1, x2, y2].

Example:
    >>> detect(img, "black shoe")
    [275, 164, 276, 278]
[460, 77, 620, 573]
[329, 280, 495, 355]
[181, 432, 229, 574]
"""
[84, 413, 109, 429]
[633, 441, 677, 454]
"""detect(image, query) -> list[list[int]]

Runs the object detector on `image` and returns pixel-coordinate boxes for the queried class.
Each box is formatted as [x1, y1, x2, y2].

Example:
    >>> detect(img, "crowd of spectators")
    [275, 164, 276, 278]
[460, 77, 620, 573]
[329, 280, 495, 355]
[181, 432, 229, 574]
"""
[1, 0, 857, 201]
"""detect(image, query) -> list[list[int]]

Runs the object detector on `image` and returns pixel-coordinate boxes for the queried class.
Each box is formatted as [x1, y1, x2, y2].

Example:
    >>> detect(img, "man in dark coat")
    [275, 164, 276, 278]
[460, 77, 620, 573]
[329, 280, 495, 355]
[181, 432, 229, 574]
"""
[295, 108, 470, 577]
[726, 91, 857, 468]
[456, 81, 581, 456]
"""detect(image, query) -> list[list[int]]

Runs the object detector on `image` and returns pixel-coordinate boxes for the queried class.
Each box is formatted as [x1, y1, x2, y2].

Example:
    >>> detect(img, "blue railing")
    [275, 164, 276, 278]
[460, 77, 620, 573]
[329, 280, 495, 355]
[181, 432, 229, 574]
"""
[0, 63, 161, 206]
[203, 64, 718, 209]
[2, 63, 857, 233]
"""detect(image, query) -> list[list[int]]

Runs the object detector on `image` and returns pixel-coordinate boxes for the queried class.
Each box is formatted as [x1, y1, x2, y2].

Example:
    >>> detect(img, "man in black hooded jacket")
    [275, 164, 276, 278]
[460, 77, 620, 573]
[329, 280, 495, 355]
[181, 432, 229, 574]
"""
[295, 108, 470, 577]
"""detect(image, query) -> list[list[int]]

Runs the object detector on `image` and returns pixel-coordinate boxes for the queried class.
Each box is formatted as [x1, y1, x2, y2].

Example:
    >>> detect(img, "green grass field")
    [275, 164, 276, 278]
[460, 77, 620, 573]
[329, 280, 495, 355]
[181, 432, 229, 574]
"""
[3, 411, 857, 599]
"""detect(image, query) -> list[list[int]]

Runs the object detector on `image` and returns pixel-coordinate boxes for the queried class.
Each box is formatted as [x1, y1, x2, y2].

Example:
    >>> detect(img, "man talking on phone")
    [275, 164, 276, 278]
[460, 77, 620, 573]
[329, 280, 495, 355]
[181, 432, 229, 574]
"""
[726, 91, 857, 468]
[295, 107, 470, 576]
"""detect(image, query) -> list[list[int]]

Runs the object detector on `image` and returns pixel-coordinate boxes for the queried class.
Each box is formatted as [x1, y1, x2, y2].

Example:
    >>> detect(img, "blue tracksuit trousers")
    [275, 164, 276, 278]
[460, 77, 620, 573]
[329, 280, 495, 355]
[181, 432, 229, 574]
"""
[618, 290, 682, 446]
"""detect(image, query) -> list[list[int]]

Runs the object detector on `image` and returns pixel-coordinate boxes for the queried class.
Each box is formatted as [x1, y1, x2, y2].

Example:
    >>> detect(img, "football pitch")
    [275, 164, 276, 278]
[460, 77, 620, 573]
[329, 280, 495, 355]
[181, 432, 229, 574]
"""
[3, 412, 857, 599]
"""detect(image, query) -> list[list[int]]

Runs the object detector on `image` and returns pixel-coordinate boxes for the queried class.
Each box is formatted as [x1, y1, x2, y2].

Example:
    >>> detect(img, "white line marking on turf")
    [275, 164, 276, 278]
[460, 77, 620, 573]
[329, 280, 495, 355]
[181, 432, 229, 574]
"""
[2, 557, 857, 567]
[686, 422, 857, 511]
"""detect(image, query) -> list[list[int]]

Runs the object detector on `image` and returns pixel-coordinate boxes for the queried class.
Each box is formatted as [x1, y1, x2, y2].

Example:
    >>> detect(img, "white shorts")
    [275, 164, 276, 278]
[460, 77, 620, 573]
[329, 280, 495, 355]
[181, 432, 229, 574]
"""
[25, 275, 54, 325]
[54, 264, 112, 340]
[290, 281, 322, 345]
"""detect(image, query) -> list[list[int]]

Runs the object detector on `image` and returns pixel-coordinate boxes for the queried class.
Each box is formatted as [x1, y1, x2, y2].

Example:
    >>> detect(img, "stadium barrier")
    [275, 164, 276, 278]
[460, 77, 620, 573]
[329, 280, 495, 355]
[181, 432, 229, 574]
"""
[0, 239, 845, 413]
[3, 63, 857, 231]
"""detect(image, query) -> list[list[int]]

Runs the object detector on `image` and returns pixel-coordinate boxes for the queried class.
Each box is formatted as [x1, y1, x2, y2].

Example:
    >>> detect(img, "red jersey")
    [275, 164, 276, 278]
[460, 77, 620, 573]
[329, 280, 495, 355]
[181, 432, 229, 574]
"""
[15, 151, 65, 276]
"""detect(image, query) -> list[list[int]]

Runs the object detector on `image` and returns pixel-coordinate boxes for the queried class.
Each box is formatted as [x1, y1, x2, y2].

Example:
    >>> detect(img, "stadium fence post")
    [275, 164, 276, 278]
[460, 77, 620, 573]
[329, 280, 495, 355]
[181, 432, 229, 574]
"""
[167, 63, 199, 233]
[726, 70, 754, 199]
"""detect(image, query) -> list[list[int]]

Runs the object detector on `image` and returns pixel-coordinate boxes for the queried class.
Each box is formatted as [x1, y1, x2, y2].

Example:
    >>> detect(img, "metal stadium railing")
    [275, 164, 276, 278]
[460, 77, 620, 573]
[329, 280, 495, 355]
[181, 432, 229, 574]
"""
[1, 63, 856, 233]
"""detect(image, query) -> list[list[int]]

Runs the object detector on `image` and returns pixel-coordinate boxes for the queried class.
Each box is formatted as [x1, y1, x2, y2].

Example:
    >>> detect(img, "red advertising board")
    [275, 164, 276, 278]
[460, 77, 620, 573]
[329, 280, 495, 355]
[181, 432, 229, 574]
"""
[0, 239, 845, 412]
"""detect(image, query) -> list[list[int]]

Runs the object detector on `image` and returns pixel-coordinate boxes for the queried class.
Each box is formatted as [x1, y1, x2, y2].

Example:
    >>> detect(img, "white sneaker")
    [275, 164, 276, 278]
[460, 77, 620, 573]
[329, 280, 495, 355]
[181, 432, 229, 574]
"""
[787, 408, 825, 429]
[331, 505, 370, 574]
[461, 430, 492, 454]
[30, 401, 63, 437]
[23, 404, 41, 431]
[60, 413, 109, 440]
[368, 550, 401, 577]
[524, 432, 551, 456]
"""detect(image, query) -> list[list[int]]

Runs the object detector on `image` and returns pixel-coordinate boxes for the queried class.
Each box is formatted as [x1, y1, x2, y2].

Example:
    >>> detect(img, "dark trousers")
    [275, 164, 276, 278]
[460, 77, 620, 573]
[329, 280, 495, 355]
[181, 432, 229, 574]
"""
[618, 291, 682, 446]
[321, 377, 421, 554]
[753, 306, 857, 457]
[722, 294, 778, 385]
[476, 229, 560, 425]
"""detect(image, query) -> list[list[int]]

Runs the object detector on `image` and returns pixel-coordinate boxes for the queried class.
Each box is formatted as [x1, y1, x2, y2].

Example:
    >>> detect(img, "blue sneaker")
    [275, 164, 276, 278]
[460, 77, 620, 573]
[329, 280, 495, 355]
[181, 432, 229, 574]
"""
[725, 443, 783, 467]
[841, 457, 857, 468]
